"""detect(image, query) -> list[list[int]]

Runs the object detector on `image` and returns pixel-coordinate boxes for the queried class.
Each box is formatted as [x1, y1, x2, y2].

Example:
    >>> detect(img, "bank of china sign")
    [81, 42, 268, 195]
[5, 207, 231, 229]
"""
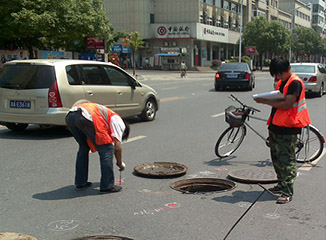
[152, 24, 192, 38]
[151, 23, 228, 43]
[197, 23, 228, 43]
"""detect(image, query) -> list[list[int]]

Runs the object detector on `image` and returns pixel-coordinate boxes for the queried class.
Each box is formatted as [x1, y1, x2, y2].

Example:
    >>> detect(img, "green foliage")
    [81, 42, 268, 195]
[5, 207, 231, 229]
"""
[123, 32, 144, 75]
[292, 27, 324, 56]
[226, 56, 250, 64]
[0, 0, 113, 56]
[243, 16, 290, 56]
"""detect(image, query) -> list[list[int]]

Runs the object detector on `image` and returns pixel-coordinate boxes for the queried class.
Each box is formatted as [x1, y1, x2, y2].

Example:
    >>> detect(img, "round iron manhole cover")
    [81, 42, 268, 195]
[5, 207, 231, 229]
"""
[171, 178, 237, 194]
[134, 162, 188, 178]
[228, 168, 277, 184]
[0, 232, 37, 240]
[72, 236, 133, 240]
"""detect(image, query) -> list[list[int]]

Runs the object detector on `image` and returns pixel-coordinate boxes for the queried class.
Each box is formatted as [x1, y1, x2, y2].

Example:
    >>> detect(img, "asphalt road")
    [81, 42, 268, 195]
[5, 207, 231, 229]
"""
[0, 70, 325, 240]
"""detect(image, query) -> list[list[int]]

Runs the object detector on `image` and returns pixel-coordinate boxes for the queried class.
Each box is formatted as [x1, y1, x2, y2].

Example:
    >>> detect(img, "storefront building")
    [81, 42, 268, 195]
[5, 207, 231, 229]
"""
[103, 0, 312, 68]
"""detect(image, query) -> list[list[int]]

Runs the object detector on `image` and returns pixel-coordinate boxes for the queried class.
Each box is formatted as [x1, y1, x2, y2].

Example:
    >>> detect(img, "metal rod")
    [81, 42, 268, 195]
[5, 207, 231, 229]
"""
[244, 122, 267, 142]
[223, 190, 266, 240]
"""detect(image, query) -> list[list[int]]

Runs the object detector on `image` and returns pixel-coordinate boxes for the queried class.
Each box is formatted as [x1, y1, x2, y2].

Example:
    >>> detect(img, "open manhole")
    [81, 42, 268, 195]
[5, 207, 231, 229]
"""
[134, 162, 188, 178]
[72, 236, 133, 240]
[0, 232, 37, 240]
[171, 178, 237, 194]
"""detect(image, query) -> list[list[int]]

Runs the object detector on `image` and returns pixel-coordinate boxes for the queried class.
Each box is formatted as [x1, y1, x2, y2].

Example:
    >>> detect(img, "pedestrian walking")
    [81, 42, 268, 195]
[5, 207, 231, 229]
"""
[180, 61, 187, 78]
[254, 57, 311, 204]
[65, 102, 130, 194]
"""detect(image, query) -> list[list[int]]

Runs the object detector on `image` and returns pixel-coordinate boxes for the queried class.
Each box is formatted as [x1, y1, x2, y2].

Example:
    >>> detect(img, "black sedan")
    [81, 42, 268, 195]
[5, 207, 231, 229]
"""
[214, 62, 255, 91]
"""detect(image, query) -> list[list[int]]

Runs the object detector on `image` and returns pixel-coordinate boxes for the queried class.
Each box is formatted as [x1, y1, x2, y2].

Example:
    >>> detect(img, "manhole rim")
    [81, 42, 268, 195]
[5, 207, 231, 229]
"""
[170, 177, 237, 194]
[71, 235, 134, 240]
[134, 161, 188, 178]
[228, 167, 278, 184]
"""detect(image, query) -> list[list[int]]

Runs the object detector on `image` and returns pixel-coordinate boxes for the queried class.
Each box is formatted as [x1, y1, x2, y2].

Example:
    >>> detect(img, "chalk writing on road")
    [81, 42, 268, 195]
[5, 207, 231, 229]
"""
[48, 220, 79, 231]
[133, 202, 181, 216]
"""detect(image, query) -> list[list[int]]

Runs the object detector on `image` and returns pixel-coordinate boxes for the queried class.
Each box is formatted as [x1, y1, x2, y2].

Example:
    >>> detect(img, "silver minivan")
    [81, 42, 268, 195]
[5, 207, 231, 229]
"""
[0, 60, 160, 131]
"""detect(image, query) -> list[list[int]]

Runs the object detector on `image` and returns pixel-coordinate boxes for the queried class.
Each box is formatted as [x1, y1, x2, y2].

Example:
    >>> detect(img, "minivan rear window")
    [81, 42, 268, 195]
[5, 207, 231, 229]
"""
[0, 64, 56, 89]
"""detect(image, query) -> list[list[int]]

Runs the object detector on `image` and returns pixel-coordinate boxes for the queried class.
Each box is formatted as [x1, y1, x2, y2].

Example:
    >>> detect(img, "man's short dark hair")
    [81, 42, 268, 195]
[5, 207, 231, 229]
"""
[269, 57, 290, 77]
[122, 119, 130, 141]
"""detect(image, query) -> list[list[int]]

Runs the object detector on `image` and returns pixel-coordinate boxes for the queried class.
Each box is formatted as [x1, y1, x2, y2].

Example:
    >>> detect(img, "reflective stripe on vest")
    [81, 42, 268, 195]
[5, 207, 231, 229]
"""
[269, 74, 311, 128]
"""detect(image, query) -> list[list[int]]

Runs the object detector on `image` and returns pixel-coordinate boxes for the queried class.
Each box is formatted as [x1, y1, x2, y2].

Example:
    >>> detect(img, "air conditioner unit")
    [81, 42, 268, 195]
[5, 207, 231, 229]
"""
[163, 42, 169, 47]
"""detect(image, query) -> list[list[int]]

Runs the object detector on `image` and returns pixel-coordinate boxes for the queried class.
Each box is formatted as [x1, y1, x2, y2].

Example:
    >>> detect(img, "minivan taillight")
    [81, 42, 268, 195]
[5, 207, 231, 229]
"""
[48, 81, 62, 108]
[245, 73, 251, 79]
[308, 76, 317, 82]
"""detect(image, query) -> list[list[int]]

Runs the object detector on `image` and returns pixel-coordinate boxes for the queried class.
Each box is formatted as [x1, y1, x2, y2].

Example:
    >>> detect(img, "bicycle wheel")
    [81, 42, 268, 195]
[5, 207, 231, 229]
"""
[296, 125, 325, 162]
[215, 125, 246, 158]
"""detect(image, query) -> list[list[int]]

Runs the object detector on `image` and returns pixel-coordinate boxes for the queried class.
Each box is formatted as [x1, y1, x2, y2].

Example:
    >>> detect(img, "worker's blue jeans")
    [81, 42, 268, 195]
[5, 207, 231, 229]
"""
[65, 110, 115, 190]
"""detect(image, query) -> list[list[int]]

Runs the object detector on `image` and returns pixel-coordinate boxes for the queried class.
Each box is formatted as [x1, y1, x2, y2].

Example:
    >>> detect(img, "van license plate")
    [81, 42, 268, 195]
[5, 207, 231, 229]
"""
[10, 100, 31, 109]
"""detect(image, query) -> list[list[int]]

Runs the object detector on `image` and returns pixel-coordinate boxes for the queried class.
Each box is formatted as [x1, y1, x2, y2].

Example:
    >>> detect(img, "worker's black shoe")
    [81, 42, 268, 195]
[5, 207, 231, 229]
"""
[76, 182, 92, 191]
[99, 185, 122, 194]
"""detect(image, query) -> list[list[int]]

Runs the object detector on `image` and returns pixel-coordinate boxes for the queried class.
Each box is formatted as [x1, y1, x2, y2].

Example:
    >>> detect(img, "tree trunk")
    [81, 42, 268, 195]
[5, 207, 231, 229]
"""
[132, 51, 136, 76]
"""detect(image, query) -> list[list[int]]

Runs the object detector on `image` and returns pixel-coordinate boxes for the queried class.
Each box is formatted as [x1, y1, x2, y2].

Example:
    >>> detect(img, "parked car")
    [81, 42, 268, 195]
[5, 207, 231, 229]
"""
[214, 62, 255, 91]
[273, 63, 326, 97]
[0, 59, 160, 131]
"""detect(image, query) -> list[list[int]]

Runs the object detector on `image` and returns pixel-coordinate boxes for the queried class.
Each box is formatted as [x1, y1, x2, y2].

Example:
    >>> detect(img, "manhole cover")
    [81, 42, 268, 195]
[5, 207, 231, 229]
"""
[72, 236, 133, 240]
[171, 178, 237, 194]
[134, 162, 188, 178]
[0, 232, 37, 240]
[228, 168, 277, 183]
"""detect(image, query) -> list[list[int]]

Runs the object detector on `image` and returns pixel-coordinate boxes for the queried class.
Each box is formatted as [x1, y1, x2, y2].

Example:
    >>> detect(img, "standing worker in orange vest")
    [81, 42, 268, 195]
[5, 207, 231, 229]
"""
[254, 57, 311, 204]
[65, 102, 130, 194]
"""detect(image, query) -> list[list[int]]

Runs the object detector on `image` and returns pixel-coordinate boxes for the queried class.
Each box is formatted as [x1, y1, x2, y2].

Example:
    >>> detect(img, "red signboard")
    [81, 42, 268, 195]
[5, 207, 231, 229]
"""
[86, 37, 105, 49]
[245, 47, 258, 55]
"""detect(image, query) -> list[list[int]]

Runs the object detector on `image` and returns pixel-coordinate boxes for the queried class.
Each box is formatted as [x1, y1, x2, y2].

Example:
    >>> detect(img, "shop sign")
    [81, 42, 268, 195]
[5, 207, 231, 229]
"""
[151, 23, 192, 38]
[111, 44, 131, 53]
[42, 50, 72, 59]
[160, 47, 181, 53]
[196, 23, 228, 43]
[86, 37, 105, 49]
[245, 47, 258, 55]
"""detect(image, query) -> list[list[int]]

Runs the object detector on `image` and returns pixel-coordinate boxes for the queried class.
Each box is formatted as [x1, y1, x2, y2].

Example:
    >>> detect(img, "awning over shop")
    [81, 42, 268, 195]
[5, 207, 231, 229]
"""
[155, 53, 180, 57]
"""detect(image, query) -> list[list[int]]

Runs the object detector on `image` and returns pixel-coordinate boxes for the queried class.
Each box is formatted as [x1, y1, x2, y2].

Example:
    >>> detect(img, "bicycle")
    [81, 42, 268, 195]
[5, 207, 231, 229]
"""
[215, 94, 325, 163]
[180, 69, 187, 78]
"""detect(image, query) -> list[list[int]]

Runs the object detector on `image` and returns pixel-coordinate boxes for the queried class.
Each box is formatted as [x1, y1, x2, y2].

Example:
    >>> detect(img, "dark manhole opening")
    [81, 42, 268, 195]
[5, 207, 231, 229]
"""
[72, 236, 133, 240]
[171, 178, 237, 194]
[134, 162, 188, 178]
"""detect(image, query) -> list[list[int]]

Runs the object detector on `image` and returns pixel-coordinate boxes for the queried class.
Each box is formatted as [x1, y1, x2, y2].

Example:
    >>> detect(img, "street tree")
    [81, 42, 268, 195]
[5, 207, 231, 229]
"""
[265, 21, 290, 56]
[292, 27, 324, 60]
[123, 32, 144, 76]
[0, 0, 113, 58]
[243, 16, 269, 69]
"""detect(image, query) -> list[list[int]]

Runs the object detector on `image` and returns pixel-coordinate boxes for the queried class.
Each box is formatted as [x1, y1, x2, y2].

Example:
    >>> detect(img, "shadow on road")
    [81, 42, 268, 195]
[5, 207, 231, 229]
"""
[32, 183, 101, 200]
[212, 190, 276, 204]
[0, 125, 71, 140]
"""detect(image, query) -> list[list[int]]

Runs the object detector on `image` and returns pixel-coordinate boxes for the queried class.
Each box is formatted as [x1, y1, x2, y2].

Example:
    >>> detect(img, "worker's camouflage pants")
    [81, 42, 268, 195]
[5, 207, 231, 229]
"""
[269, 131, 297, 197]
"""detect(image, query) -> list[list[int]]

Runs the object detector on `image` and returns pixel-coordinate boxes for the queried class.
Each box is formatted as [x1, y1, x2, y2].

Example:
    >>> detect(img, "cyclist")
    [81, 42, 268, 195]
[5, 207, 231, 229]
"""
[180, 61, 187, 77]
[254, 57, 311, 204]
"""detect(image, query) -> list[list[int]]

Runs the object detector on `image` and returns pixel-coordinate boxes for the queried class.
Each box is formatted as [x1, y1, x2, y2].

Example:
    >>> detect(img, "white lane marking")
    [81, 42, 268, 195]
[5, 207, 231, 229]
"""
[123, 135, 146, 144]
[211, 112, 225, 118]
[160, 96, 186, 103]
[161, 87, 178, 91]
[298, 147, 326, 171]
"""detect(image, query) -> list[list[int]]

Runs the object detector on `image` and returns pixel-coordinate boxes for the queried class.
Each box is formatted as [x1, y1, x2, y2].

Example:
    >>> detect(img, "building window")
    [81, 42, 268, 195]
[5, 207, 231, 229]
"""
[313, 4, 319, 13]
[150, 13, 154, 24]
[215, 0, 222, 7]
[222, 0, 230, 10]
[206, 0, 213, 4]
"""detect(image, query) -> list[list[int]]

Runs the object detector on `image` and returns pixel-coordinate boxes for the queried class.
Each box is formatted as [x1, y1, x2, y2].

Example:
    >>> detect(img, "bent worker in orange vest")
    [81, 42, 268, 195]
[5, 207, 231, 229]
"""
[254, 57, 310, 204]
[65, 102, 130, 194]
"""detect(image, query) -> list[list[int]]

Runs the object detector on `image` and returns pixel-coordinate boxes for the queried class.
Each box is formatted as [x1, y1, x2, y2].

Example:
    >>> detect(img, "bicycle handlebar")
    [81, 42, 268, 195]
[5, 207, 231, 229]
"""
[229, 94, 260, 113]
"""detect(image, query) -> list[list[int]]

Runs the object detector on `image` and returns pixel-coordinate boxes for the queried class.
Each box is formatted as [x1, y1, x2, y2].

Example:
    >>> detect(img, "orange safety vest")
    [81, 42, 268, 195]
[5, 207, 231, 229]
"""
[76, 102, 118, 146]
[267, 74, 311, 128]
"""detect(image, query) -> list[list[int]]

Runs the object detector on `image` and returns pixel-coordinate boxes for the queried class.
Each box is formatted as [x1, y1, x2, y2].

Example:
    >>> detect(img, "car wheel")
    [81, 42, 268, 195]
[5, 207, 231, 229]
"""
[5, 123, 28, 131]
[140, 98, 156, 121]
[317, 83, 324, 97]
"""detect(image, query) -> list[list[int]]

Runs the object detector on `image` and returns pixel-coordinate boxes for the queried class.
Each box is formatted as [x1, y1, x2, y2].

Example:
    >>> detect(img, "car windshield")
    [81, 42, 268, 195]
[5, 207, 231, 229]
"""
[291, 65, 315, 74]
[219, 63, 248, 71]
[0, 64, 56, 89]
